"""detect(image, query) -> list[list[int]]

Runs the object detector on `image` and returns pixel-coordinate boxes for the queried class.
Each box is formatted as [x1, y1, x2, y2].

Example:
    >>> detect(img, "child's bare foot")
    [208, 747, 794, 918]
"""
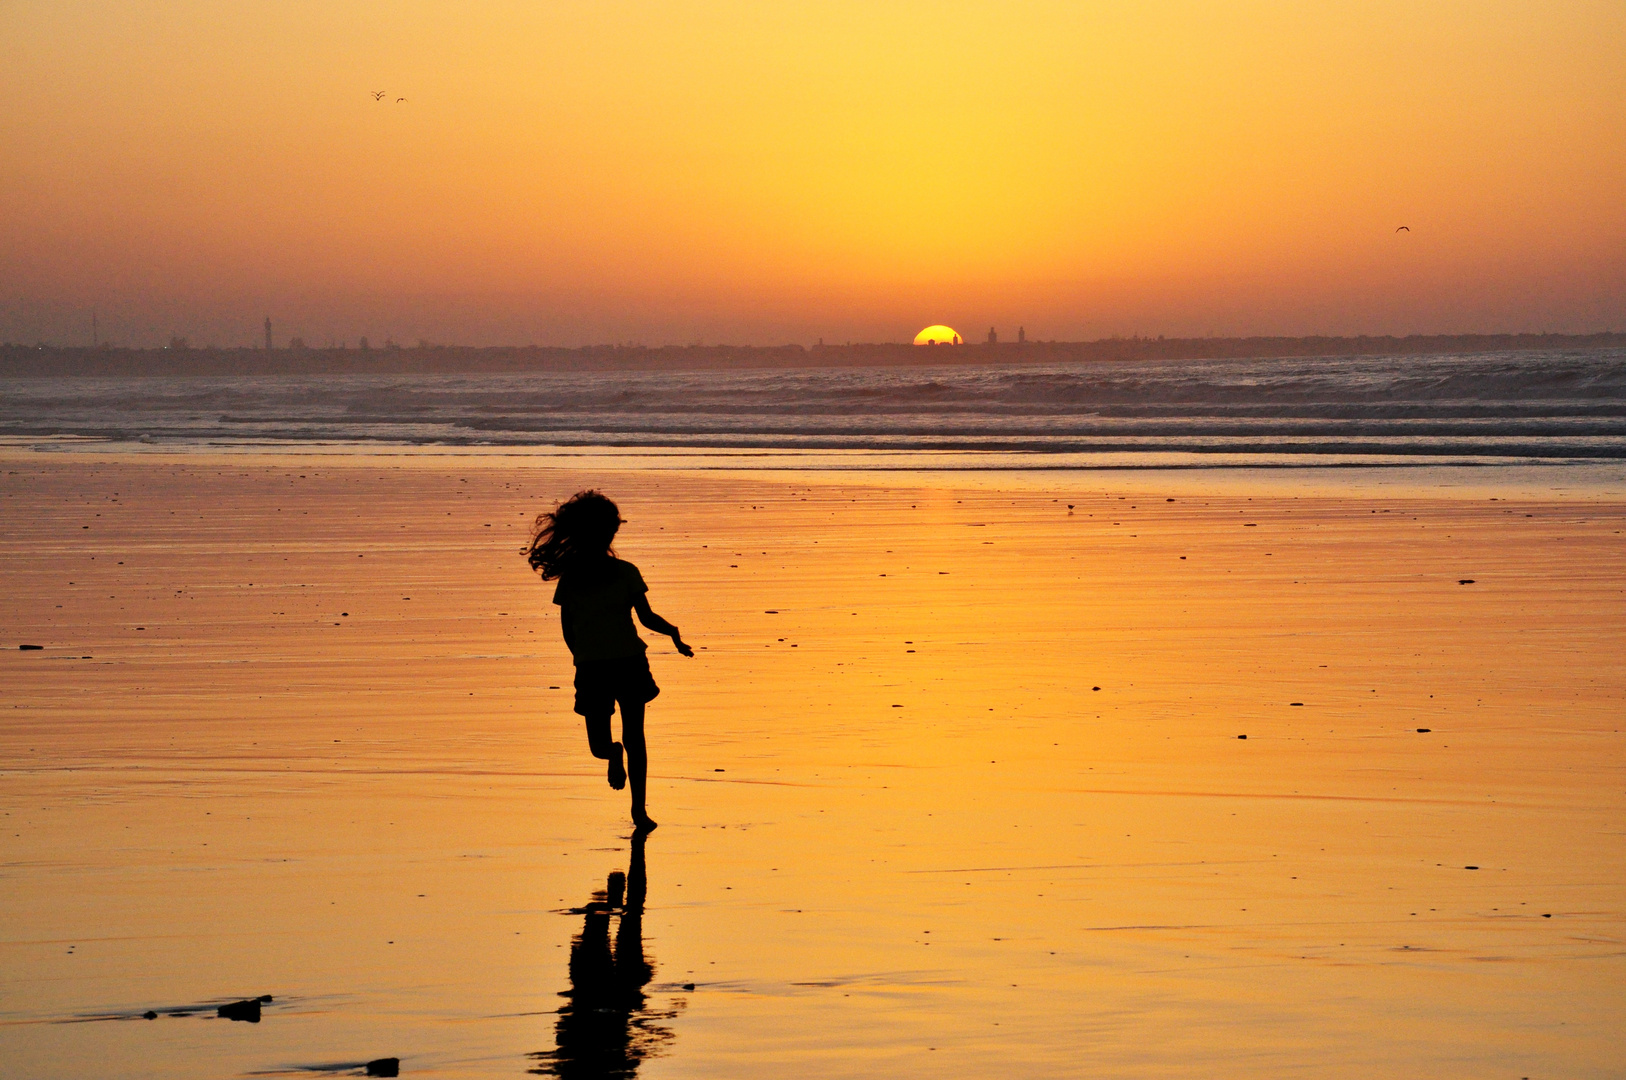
[632, 811, 658, 832]
[607, 742, 626, 790]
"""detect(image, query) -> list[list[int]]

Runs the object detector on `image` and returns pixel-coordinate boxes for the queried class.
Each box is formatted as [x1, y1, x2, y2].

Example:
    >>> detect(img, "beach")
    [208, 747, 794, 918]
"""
[2, 452, 1622, 1078]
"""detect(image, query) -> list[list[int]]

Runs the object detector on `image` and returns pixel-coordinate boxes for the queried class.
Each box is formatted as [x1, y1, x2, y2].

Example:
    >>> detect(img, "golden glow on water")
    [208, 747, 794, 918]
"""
[1, 457, 1623, 1077]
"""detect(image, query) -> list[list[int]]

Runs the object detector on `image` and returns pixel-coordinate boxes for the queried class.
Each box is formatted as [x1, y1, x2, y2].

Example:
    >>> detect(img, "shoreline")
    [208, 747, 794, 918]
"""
[5, 443, 1625, 500]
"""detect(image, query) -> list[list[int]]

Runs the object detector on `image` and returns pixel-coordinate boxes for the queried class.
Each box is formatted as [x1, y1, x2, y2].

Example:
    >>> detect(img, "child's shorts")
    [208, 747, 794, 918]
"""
[572, 654, 660, 717]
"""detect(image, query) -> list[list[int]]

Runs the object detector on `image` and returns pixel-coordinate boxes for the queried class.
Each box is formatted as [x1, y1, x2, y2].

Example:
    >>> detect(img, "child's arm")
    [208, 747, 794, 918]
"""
[634, 596, 693, 657]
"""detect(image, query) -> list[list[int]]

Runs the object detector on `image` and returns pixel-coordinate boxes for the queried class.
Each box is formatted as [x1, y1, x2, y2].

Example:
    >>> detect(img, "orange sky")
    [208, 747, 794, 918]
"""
[3, 1, 1623, 347]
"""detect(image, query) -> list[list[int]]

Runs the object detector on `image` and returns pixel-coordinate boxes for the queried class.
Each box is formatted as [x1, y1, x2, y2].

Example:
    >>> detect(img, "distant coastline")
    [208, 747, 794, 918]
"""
[3, 332, 1623, 378]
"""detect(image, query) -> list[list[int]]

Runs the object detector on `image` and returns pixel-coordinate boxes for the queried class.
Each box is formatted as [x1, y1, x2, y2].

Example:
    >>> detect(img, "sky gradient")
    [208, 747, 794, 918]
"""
[3, 1, 1624, 346]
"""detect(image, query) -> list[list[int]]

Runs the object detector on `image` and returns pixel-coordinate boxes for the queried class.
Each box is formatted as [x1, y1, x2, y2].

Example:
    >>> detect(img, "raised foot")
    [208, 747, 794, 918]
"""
[607, 742, 626, 790]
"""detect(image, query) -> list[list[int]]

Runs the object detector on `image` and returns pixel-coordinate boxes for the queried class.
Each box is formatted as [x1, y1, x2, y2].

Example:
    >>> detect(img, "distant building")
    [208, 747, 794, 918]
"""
[987, 327, 997, 344]
[1018, 326, 1026, 344]
[264, 317, 273, 351]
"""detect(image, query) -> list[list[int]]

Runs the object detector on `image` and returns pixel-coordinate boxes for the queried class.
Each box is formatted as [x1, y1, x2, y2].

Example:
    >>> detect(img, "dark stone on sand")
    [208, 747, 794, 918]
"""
[217, 998, 262, 1022]
[1237, 734, 1247, 739]
[683, 982, 696, 990]
[1464, 866, 1478, 870]
[1290, 702, 1304, 706]
[1542, 913, 1552, 918]
[1092, 686, 1100, 691]
[1459, 579, 1475, 585]
[19, 644, 43, 650]
[366, 1059, 400, 1077]
[1417, 728, 1431, 733]
[143, 1010, 157, 1020]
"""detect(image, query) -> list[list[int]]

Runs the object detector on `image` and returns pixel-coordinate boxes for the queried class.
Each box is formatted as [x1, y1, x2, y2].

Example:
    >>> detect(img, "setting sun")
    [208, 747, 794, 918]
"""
[913, 325, 962, 345]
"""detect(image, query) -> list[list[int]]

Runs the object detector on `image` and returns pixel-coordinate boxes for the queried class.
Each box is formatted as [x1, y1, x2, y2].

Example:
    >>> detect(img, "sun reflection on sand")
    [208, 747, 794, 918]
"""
[0, 457, 1622, 1078]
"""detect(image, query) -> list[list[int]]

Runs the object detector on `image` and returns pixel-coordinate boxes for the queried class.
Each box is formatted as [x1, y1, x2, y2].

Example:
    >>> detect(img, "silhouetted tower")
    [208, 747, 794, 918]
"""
[264, 317, 273, 351]
[987, 327, 997, 344]
[1018, 326, 1026, 344]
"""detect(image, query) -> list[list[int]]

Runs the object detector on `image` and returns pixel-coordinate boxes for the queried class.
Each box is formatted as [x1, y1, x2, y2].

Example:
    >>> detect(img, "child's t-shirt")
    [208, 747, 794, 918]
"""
[552, 558, 648, 663]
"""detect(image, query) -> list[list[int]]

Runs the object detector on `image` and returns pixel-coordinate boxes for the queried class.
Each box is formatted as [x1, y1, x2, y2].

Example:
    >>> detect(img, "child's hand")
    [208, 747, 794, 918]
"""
[672, 634, 694, 657]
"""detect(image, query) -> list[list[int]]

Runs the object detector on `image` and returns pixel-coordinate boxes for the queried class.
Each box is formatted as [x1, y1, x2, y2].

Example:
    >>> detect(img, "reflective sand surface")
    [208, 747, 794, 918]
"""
[3, 457, 1623, 1078]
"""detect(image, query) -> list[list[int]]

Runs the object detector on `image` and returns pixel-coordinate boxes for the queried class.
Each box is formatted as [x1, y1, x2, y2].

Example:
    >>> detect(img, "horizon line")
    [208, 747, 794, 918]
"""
[6, 329, 1625, 354]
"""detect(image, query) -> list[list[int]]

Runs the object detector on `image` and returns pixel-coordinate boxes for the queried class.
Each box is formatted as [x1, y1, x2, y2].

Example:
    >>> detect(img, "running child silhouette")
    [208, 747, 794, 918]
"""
[525, 491, 691, 831]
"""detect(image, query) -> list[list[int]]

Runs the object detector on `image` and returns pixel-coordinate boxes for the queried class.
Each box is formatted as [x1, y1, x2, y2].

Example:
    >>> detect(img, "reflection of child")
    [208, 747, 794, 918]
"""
[525, 491, 691, 831]
[534, 831, 667, 1075]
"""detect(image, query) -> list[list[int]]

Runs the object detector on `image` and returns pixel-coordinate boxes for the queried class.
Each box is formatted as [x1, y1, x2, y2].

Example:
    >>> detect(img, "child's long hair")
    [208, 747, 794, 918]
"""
[524, 490, 622, 580]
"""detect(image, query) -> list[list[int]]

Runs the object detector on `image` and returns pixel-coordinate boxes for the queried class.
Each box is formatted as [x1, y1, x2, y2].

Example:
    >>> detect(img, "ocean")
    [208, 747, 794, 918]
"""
[4, 347, 1624, 469]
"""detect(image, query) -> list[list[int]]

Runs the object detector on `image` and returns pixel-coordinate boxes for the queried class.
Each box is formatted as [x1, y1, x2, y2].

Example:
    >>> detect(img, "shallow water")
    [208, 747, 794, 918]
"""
[2, 456, 1623, 1077]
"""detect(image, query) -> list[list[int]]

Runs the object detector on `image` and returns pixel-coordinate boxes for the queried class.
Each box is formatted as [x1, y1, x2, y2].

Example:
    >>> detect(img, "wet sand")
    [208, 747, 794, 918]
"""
[2, 456, 1623, 1078]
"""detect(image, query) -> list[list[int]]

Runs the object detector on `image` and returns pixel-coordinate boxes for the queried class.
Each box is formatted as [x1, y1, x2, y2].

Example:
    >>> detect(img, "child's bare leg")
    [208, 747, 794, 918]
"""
[584, 712, 625, 790]
[620, 700, 655, 830]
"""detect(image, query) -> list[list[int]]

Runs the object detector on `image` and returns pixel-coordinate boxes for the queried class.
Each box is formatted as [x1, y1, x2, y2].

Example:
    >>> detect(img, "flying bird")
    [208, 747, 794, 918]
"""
[1395, 225, 1410, 232]
[371, 90, 387, 101]
[396, 97, 407, 103]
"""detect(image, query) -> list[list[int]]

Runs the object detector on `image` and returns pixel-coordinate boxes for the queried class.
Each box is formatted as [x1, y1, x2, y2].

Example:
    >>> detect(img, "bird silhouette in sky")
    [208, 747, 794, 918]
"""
[397, 97, 407, 103]
[371, 90, 387, 101]
[1395, 225, 1410, 232]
